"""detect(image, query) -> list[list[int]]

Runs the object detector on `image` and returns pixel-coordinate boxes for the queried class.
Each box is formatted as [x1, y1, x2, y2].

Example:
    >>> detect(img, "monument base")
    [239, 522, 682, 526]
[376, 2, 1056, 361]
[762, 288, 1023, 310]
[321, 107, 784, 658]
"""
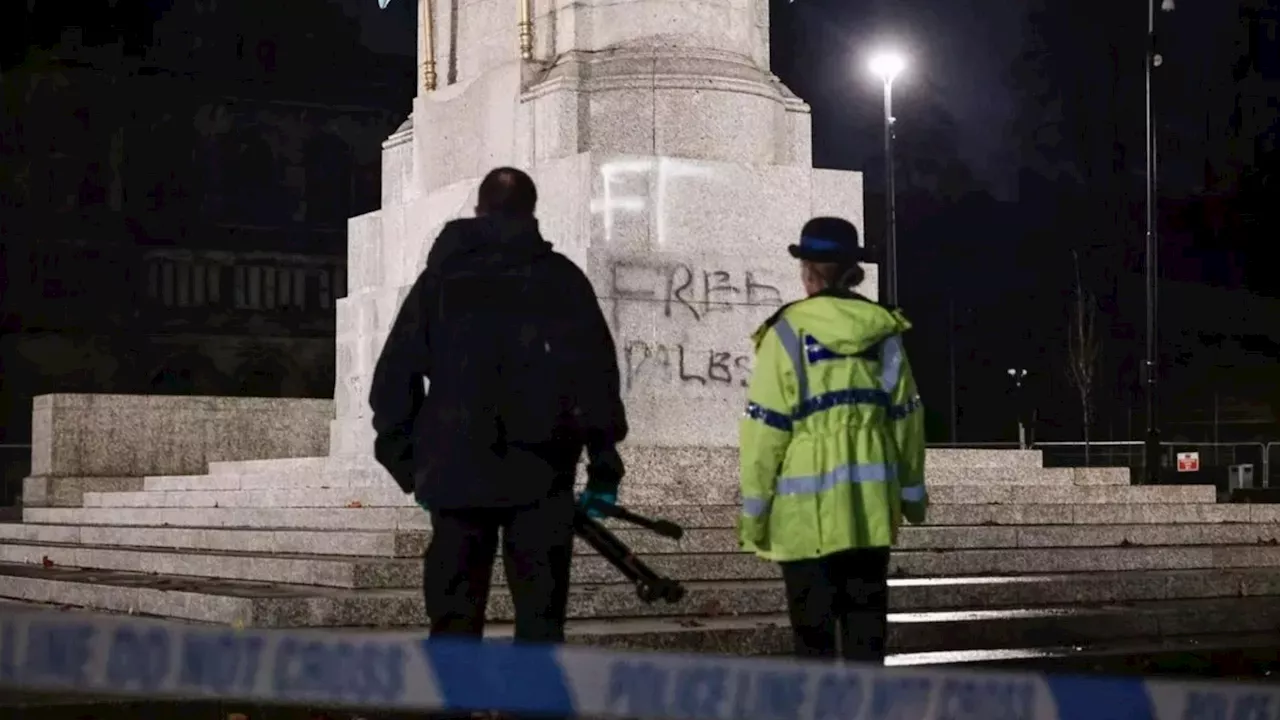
[3, 394, 1280, 663]
[331, 151, 872, 455]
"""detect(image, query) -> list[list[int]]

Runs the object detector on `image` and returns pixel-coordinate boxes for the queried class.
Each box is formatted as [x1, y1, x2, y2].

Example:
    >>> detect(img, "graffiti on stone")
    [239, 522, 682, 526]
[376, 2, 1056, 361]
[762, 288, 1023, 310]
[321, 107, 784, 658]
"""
[606, 259, 783, 327]
[589, 158, 719, 246]
[622, 340, 753, 391]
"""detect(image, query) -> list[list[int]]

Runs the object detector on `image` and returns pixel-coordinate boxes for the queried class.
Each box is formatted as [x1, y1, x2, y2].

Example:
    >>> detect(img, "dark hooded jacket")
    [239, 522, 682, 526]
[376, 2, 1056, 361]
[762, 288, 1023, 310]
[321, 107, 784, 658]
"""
[368, 216, 628, 510]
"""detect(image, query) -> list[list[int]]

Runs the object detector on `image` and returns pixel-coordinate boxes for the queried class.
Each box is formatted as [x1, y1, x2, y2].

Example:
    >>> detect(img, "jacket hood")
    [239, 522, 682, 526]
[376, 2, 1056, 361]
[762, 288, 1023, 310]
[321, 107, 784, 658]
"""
[433, 216, 554, 274]
[753, 291, 912, 356]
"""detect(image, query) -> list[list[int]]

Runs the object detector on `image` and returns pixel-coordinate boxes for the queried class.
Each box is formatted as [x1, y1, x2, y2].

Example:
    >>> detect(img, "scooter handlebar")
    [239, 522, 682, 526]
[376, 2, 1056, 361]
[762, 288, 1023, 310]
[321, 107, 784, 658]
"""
[582, 500, 685, 541]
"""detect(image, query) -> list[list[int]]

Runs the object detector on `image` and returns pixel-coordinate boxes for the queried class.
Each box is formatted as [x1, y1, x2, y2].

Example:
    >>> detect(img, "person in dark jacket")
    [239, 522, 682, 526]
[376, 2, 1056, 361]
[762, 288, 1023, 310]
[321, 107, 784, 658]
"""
[369, 167, 629, 644]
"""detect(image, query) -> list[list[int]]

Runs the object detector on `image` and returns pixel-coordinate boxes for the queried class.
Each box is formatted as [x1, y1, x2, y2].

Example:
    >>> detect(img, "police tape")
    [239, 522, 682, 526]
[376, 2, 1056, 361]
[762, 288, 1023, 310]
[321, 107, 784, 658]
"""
[0, 607, 1275, 720]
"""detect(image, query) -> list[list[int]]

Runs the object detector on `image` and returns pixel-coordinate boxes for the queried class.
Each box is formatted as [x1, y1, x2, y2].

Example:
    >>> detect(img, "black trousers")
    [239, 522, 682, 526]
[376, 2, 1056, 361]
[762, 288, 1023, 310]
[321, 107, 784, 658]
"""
[423, 490, 575, 643]
[779, 547, 891, 663]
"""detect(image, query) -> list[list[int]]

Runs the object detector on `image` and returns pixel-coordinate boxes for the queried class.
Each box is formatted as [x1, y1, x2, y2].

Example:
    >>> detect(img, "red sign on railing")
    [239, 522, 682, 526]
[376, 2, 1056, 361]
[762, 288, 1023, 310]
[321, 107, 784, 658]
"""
[1177, 452, 1201, 473]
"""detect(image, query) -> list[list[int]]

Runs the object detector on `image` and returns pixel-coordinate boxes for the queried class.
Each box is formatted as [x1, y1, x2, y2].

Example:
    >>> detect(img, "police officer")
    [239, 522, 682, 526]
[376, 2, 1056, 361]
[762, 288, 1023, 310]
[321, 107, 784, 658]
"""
[369, 167, 628, 647]
[738, 216, 927, 663]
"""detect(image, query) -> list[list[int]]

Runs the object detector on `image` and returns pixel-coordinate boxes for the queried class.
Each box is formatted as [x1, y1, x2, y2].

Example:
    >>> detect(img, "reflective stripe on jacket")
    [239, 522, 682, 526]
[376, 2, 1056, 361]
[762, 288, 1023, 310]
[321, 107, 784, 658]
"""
[738, 290, 927, 562]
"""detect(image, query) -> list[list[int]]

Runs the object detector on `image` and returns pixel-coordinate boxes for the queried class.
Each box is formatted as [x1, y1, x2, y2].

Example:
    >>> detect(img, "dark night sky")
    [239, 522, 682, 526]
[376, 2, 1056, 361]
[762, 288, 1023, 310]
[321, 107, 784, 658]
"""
[350, 0, 1236, 203]
[784, 0, 1026, 198]
[349, 0, 1029, 193]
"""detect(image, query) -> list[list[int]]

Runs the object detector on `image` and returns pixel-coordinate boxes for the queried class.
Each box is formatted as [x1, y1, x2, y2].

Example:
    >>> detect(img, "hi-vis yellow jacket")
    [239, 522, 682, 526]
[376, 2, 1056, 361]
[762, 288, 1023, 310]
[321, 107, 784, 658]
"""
[738, 290, 927, 562]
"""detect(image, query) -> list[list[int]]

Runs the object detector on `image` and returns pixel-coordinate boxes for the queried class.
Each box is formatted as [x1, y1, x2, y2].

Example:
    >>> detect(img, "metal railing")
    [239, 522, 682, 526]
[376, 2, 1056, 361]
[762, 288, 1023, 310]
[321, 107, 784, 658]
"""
[1034, 440, 1272, 488]
[1266, 442, 1280, 491]
[926, 442, 1022, 449]
[0, 444, 30, 508]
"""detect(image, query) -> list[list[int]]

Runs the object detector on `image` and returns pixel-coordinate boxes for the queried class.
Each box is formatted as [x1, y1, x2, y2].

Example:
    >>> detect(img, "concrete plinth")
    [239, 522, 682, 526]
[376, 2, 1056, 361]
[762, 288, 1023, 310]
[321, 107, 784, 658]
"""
[334, 153, 869, 454]
[322, 0, 871, 455]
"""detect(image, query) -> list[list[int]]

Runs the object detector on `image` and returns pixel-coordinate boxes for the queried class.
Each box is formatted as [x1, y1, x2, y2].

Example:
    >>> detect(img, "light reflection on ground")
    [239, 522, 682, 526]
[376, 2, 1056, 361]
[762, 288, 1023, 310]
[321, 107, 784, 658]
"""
[890, 575, 1067, 586]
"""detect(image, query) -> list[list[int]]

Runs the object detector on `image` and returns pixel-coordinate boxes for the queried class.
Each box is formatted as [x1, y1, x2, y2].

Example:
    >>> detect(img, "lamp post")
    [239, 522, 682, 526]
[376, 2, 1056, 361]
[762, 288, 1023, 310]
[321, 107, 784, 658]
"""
[869, 50, 906, 307]
[1007, 368, 1029, 450]
[1144, 0, 1176, 483]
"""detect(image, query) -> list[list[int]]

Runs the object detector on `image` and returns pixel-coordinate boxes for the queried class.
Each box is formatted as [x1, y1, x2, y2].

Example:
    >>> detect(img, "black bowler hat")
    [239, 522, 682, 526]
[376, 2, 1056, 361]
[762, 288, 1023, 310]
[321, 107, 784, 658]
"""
[788, 216, 868, 264]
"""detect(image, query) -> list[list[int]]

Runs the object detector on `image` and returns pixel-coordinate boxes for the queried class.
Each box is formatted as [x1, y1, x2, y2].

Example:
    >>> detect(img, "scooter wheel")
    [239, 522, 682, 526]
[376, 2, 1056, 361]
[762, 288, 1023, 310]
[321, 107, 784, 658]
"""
[660, 582, 686, 604]
[637, 584, 660, 603]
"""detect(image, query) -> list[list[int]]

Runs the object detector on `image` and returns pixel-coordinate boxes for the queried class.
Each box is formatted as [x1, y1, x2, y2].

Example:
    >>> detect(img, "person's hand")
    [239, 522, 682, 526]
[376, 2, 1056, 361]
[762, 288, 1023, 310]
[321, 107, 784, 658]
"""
[581, 444, 623, 518]
[577, 489, 617, 519]
[903, 503, 926, 525]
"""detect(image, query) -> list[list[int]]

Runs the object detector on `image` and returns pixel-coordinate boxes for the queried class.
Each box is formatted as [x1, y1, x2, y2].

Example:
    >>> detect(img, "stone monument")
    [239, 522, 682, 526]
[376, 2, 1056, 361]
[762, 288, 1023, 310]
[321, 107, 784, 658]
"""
[332, 0, 873, 455]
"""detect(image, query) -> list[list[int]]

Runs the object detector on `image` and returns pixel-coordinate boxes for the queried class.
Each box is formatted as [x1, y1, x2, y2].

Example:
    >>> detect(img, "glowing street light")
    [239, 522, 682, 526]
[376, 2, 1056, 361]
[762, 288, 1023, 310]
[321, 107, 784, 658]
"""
[868, 52, 906, 84]
[868, 49, 907, 306]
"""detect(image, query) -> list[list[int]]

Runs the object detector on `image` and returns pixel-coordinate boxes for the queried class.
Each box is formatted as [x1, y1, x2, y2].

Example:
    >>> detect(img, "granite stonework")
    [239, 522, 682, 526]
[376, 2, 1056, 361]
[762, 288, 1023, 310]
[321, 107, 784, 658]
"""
[29, 395, 332, 477]
[23, 395, 332, 507]
[328, 0, 875, 453]
[7, 436, 1280, 659]
[333, 152, 872, 453]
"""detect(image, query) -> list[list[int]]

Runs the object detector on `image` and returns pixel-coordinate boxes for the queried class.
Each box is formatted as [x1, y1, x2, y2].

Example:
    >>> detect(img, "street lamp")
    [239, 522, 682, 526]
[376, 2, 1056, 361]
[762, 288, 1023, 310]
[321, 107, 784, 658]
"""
[1007, 368, 1029, 450]
[869, 50, 906, 307]
[1144, 0, 1175, 483]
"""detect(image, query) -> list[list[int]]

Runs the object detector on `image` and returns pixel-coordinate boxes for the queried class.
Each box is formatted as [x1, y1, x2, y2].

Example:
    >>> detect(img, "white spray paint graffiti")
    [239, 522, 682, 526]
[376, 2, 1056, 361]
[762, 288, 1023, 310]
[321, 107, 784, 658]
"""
[586, 158, 791, 399]
[589, 158, 718, 246]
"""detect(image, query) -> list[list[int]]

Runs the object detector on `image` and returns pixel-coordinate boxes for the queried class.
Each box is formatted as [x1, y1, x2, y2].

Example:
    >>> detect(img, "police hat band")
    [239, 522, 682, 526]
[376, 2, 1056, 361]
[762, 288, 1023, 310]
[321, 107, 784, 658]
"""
[799, 236, 845, 253]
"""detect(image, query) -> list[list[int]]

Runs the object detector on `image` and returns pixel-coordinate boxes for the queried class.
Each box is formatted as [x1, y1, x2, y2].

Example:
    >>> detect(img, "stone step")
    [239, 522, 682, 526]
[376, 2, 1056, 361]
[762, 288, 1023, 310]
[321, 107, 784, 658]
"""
[6, 522, 1280, 559]
[926, 503, 1280, 525]
[925, 466, 1128, 485]
[108, 484, 751, 507]
[143, 469, 392, 492]
[920, 448, 1046, 468]
[204, 447, 1049, 480]
[0, 523, 428, 558]
[0, 562, 1276, 656]
[3, 561, 1280, 635]
[930, 484, 1215, 504]
[85, 480, 1205, 511]
[141, 464, 1129, 494]
[25, 501, 1280, 530]
[25, 505, 432, 530]
[5, 536, 1280, 589]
